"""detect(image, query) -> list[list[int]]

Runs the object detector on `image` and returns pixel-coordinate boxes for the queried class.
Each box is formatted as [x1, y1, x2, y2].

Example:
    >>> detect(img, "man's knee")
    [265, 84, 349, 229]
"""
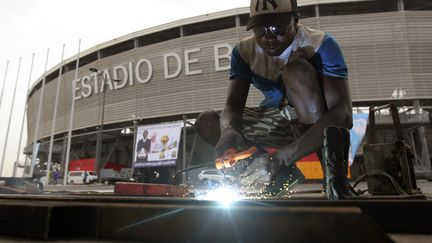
[282, 58, 319, 91]
[282, 58, 325, 124]
[194, 110, 221, 146]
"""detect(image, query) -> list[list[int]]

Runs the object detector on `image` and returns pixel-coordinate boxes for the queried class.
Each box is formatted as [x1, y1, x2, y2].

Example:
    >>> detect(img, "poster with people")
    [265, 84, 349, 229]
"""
[133, 122, 182, 168]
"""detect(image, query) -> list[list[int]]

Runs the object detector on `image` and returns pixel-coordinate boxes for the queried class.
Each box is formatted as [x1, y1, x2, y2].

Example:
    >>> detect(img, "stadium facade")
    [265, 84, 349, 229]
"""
[25, 0, 432, 181]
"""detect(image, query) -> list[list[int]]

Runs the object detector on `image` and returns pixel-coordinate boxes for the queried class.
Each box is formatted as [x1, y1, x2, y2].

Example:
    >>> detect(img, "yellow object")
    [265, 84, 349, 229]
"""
[159, 135, 169, 159]
[296, 161, 352, 180]
[296, 161, 324, 180]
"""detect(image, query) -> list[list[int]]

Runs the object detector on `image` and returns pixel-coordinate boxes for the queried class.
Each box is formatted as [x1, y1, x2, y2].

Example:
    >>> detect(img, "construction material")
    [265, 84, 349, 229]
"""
[114, 182, 188, 197]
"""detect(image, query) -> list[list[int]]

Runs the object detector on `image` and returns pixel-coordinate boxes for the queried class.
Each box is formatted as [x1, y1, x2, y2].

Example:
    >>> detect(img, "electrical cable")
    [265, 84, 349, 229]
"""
[352, 169, 408, 195]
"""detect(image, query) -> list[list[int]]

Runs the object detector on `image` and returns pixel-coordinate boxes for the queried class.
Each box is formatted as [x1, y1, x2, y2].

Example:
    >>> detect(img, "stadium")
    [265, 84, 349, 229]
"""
[24, 0, 432, 183]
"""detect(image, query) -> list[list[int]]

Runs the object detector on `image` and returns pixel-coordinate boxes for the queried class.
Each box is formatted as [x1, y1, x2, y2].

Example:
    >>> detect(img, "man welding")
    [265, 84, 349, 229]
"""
[195, 0, 354, 199]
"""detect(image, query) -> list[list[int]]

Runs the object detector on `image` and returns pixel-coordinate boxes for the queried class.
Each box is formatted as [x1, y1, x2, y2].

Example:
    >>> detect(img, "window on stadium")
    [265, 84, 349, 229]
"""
[100, 40, 135, 58]
[182, 16, 236, 36]
[298, 5, 316, 19]
[319, 0, 399, 17]
[405, 0, 432, 10]
[138, 27, 181, 47]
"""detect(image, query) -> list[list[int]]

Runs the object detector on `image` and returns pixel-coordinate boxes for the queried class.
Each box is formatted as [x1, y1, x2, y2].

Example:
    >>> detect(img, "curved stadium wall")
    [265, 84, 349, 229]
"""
[26, 0, 432, 145]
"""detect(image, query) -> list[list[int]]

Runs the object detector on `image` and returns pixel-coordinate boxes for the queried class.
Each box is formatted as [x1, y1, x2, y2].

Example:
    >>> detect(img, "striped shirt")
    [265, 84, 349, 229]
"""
[230, 25, 348, 108]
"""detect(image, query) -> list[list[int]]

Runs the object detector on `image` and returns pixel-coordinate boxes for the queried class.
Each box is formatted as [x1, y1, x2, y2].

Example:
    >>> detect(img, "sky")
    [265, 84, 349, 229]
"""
[0, 0, 250, 176]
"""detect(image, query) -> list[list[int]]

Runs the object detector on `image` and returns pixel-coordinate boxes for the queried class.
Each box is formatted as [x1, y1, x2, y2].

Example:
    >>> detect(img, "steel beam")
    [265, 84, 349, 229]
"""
[0, 194, 431, 241]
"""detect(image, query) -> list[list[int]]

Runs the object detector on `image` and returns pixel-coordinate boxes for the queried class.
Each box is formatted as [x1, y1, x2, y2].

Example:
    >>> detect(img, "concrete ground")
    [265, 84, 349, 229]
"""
[281, 179, 432, 199]
[43, 178, 432, 201]
[6, 179, 432, 242]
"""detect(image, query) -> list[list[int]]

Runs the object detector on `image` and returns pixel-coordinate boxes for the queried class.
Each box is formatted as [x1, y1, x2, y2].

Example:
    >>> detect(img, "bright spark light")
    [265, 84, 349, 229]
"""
[195, 187, 242, 207]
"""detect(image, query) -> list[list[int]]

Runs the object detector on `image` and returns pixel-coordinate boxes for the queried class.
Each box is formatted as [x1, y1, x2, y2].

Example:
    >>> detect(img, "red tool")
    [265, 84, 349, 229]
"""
[215, 146, 258, 169]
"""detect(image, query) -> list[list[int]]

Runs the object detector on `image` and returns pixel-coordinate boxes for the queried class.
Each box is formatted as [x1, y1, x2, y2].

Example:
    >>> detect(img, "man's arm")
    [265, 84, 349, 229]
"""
[220, 79, 250, 130]
[216, 78, 251, 156]
[274, 77, 352, 166]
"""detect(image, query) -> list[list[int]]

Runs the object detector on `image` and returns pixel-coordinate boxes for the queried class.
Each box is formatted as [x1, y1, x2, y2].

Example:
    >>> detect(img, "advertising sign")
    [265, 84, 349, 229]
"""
[349, 113, 369, 165]
[133, 122, 182, 168]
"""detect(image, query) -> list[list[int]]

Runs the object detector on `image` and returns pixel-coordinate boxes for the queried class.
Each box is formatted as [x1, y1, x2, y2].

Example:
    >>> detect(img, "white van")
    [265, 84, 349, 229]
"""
[67, 171, 98, 184]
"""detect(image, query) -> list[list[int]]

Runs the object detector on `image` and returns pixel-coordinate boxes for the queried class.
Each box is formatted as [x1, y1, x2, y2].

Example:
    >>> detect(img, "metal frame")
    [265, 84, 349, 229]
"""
[0, 194, 430, 241]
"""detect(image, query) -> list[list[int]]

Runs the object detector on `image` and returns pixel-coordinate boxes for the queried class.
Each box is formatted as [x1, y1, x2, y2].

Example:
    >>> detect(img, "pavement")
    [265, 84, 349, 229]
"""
[44, 183, 114, 193]
[43, 179, 432, 201]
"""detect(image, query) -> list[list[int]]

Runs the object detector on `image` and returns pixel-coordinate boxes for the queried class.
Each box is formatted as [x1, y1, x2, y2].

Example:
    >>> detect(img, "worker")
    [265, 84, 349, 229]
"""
[195, 0, 354, 199]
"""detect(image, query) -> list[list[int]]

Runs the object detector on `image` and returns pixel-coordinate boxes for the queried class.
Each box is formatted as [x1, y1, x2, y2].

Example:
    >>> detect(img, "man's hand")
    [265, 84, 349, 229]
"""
[263, 153, 282, 181]
[264, 150, 293, 180]
[215, 127, 247, 157]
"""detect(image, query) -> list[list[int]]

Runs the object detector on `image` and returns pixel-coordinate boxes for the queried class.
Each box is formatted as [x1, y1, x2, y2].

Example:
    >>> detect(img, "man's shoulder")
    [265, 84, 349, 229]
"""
[298, 25, 348, 78]
[238, 35, 255, 47]
[296, 25, 327, 58]
[236, 36, 256, 63]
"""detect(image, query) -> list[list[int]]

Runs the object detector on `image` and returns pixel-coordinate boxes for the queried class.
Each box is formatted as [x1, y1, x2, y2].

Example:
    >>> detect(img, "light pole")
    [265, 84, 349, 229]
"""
[89, 68, 120, 181]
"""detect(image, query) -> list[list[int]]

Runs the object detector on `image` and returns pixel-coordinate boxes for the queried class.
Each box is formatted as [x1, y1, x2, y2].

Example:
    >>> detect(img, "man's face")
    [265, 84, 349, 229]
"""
[253, 20, 297, 56]
[143, 131, 148, 139]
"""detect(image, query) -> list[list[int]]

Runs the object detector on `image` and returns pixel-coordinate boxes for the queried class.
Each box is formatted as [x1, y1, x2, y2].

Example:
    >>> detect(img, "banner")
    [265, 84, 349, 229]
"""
[349, 113, 369, 165]
[133, 122, 182, 168]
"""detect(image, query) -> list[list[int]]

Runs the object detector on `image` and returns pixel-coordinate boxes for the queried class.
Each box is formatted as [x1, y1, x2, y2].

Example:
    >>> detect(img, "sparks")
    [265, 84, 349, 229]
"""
[195, 186, 243, 207]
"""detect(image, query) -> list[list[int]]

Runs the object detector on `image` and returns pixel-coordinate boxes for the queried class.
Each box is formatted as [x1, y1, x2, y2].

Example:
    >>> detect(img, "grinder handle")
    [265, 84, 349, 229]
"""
[215, 146, 257, 169]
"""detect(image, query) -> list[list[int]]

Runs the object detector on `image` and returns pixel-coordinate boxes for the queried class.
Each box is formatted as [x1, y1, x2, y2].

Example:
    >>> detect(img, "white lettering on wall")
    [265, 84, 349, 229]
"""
[72, 79, 82, 101]
[128, 62, 134, 86]
[102, 69, 114, 92]
[90, 73, 99, 94]
[214, 44, 232, 71]
[184, 48, 202, 76]
[113, 65, 128, 89]
[163, 53, 182, 79]
[74, 43, 235, 100]
[135, 58, 153, 84]
[80, 75, 92, 98]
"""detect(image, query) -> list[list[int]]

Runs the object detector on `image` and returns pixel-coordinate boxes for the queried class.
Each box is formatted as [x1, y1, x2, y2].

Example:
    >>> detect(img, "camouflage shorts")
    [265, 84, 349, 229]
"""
[241, 106, 306, 149]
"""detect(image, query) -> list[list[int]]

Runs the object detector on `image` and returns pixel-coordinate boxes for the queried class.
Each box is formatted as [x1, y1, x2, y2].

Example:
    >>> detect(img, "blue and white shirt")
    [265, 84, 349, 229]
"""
[230, 25, 348, 108]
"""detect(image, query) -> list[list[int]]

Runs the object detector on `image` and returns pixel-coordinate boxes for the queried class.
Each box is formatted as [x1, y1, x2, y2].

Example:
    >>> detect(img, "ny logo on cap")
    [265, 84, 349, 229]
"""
[255, 0, 279, 12]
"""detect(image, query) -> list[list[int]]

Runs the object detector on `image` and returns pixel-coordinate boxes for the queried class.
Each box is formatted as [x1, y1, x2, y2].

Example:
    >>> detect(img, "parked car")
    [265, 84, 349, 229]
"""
[100, 168, 135, 185]
[198, 169, 234, 183]
[67, 171, 97, 184]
